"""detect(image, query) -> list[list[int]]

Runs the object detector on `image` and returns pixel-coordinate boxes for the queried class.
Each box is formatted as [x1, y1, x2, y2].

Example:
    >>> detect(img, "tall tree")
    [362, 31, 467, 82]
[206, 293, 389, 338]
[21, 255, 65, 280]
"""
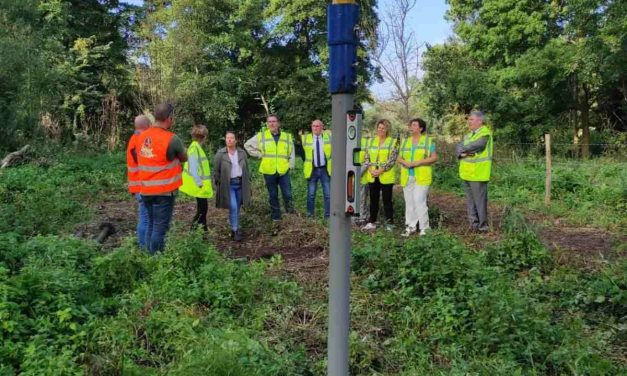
[421, 0, 627, 156]
[371, 0, 422, 122]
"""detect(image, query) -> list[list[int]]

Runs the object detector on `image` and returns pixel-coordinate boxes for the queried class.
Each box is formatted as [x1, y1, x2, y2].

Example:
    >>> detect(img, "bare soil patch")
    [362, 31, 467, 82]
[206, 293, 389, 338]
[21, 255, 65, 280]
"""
[430, 189, 625, 264]
[80, 190, 623, 273]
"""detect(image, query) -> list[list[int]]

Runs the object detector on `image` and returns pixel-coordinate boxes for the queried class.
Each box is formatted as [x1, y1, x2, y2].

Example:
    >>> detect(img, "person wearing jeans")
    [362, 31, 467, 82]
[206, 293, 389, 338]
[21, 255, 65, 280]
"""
[262, 172, 294, 220]
[397, 118, 438, 237]
[214, 131, 251, 241]
[302, 119, 331, 219]
[135, 193, 150, 248]
[244, 114, 295, 228]
[137, 103, 187, 254]
[141, 194, 175, 253]
[126, 115, 151, 248]
[307, 167, 330, 218]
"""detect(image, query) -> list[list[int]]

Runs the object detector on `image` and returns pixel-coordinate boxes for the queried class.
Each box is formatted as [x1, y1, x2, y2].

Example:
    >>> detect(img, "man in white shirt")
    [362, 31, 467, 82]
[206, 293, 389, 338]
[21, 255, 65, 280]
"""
[301, 119, 332, 218]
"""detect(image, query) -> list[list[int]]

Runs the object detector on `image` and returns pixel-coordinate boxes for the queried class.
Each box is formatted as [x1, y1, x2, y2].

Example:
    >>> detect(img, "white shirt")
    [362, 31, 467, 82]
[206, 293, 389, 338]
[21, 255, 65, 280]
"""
[228, 149, 242, 178]
[313, 134, 326, 167]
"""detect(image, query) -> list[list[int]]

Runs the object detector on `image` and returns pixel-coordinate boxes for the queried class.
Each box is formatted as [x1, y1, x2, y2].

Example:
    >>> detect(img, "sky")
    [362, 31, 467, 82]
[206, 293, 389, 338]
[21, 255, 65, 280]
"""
[121, 0, 453, 99]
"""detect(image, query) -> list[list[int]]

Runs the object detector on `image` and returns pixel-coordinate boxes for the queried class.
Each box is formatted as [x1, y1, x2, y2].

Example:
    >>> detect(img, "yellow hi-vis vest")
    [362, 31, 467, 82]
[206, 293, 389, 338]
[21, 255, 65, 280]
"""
[258, 129, 293, 176]
[302, 132, 332, 178]
[359, 137, 370, 185]
[459, 126, 493, 182]
[399, 135, 434, 187]
[180, 141, 214, 198]
[365, 136, 397, 184]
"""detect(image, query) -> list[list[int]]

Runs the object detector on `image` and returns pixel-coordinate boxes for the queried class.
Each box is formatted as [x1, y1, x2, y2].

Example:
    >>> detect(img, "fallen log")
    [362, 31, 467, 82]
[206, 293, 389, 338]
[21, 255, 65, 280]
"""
[1, 145, 30, 169]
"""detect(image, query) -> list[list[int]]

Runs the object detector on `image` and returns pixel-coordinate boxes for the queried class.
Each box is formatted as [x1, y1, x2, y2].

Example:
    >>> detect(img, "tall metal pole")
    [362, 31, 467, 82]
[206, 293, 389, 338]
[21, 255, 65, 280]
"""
[328, 1, 359, 375]
[329, 94, 353, 375]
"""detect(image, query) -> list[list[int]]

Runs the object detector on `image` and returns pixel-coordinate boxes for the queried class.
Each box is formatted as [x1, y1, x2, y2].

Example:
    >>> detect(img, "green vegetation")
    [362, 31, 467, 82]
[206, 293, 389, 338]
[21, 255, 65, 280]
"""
[0, 0, 625, 374]
[1, 152, 625, 375]
[434, 157, 627, 232]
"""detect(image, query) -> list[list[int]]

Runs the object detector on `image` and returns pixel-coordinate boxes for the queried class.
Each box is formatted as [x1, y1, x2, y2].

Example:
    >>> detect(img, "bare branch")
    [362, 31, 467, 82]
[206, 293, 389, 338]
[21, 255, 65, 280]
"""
[370, 0, 421, 121]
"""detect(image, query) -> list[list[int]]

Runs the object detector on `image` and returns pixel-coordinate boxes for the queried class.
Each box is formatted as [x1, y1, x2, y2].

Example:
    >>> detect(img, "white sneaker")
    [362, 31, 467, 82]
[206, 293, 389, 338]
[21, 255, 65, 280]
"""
[361, 222, 377, 231]
[401, 227, 415, 237]
[419, 229, 429, 236]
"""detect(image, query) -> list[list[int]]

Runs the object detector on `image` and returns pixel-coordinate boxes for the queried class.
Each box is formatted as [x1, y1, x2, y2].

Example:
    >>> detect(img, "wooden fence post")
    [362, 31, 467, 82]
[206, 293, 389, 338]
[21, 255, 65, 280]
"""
[544, 134, 552, 204]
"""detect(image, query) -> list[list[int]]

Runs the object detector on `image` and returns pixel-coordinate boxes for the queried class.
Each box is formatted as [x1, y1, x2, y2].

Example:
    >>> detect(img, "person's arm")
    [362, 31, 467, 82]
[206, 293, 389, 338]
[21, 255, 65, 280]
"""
[188, 153, 203, 187]
[130, 147, 138, 165]
[244, 135, 262, 158]
[380, 143, 399, 172]
[167, 136, 188, 162]
[456, 141, 464, 159]
[460, 136, 488, 155]
[213, 151, 221, 188]
[363, 149, 371, 168]
[296, 135, 306, 162]
[289, 134, 295, 169]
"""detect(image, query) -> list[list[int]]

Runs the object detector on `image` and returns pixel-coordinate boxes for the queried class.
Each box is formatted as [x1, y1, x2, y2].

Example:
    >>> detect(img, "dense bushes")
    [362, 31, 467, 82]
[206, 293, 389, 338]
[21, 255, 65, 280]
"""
[0, 230, 309, 375]
[350, 218, 624, 374]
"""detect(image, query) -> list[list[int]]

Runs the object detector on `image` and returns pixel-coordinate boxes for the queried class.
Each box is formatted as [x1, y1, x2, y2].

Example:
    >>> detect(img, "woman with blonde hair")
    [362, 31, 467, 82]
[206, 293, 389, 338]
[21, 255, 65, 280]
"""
[180, 124, 213, 231]
[362, 119, 399, 231]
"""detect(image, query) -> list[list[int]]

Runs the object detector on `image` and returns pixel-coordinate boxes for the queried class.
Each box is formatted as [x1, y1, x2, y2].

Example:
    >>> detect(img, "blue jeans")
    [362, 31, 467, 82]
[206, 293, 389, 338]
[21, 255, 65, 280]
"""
[140, 194, 175, 255]
[229, 178, 242, 231]
[307, 167, 330, 218]
[263, 172, 294, 220]
[135, 194, 149, 249]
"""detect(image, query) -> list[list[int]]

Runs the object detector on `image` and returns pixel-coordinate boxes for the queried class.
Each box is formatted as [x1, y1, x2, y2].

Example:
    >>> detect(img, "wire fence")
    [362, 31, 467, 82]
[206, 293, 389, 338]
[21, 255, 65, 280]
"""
[433, 136, 626, 202]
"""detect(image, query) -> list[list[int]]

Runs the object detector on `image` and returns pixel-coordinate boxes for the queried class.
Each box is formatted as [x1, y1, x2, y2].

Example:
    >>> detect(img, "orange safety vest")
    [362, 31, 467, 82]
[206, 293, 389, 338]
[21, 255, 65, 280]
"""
[137, 127, 182, 195]
[126, 131, 142, 193]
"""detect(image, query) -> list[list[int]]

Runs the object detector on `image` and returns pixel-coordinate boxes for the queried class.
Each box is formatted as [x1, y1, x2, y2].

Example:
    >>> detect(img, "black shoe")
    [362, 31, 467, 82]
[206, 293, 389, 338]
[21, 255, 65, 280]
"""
[234, 230, 242, 242]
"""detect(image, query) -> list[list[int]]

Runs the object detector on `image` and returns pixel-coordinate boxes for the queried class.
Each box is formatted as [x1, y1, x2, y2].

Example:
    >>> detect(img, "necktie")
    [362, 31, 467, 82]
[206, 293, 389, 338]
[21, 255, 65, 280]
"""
[316, 136, 322, 167]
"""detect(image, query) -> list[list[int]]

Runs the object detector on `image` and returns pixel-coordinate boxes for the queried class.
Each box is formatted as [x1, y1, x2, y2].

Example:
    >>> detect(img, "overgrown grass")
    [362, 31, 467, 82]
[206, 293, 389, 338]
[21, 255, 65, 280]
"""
[348, 211, 626, 374]
[434, 157, 627, 232]
[0, 151, 126, 236]
[0, 151, 625, 375]
[0, 232, 310, 375]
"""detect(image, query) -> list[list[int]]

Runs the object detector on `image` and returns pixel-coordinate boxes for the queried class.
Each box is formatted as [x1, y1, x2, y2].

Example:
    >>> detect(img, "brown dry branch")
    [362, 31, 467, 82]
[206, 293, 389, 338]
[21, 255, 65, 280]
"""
[1, 145, 30, 169]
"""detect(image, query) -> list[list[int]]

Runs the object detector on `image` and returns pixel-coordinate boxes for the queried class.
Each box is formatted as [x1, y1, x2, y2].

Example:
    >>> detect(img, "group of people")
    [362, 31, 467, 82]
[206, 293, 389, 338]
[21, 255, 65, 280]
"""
[126, 103, 251, 254]
[126, 103, 493, 254]
[356, 110, 493, 237]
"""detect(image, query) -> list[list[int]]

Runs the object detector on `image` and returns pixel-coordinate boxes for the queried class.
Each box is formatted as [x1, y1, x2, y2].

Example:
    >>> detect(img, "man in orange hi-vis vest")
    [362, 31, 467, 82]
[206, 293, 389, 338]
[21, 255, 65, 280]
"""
[137, 103, 188, 254]
[126, 114, 151, 249]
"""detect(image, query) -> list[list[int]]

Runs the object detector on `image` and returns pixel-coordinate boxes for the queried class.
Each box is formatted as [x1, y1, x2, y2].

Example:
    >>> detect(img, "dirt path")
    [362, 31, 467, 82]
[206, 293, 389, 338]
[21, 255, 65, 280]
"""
[81, 191, 624, 275]
[430, 190, 625, 267]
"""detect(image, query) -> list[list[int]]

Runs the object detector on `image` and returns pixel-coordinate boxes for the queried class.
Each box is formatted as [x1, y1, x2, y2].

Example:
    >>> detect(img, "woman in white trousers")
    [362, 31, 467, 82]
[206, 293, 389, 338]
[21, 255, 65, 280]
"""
[397, 118, 438, 237]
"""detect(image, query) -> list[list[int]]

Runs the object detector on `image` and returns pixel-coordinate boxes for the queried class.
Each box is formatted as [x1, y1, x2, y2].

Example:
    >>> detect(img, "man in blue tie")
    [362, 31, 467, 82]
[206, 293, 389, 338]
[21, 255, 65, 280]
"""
[301, 119, 332, 219]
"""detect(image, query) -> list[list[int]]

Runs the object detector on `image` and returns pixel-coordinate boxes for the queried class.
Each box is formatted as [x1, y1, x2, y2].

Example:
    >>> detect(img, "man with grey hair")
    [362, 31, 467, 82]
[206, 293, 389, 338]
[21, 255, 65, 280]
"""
[457, 110, 493, 232]
[126, 114, 152, 248]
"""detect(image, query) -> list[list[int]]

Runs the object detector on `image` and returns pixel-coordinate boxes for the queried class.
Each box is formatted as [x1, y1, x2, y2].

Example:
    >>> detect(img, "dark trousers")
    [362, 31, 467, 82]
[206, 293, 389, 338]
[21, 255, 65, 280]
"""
[463, 181, 488, 230]
[192, 198, 208, 231]
[368, 178, 394, 224]
[307, 167, 331, 218]
[263, 172, 294, 220]
[140, 194, 175, 255]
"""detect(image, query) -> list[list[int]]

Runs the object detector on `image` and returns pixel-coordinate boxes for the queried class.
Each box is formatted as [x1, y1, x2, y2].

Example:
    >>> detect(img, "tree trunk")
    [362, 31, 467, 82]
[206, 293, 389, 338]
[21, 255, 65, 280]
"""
[580, 86, 591, 158]
[1, 145, 30, 169]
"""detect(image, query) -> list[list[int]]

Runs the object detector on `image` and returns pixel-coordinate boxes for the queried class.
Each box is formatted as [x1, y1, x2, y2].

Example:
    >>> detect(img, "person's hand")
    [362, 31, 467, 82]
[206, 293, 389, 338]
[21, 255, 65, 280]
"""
[412, 160, 422, 168]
